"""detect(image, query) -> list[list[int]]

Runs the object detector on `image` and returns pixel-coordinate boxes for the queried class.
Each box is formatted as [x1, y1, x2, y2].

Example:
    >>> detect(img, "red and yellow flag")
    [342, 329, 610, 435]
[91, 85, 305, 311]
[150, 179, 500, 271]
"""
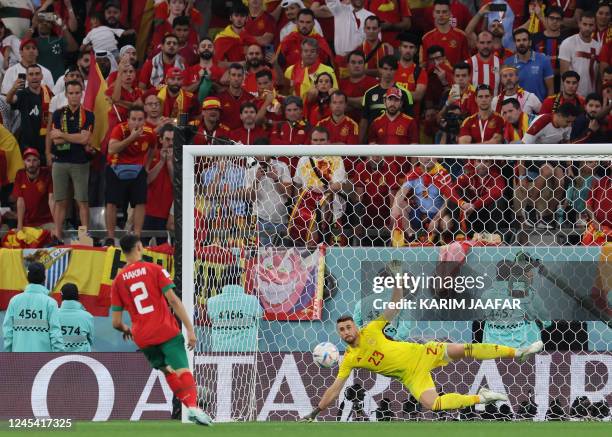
[83, 57, 111, 151]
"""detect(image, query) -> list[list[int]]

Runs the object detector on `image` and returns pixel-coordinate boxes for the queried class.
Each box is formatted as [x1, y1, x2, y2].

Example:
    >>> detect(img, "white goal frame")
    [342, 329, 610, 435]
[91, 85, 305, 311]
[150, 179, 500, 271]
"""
[180, 143, 611, 423]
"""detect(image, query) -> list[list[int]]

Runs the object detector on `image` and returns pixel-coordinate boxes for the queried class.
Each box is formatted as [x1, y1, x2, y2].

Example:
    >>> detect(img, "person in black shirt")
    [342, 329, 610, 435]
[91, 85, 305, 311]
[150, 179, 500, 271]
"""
[532, 6, 566, 93]
[359, 55, 414, 143]
[48, 80, 95, 241]
[6, 64, 53, 164]
[571, 93, 608, 143]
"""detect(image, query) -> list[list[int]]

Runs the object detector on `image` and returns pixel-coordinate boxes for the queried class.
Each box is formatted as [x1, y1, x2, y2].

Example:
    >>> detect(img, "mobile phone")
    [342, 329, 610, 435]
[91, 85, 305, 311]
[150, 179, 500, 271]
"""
[451, 84, 461, 97]
[489, 3, 507, 12]
[264, 44, 275, 55]
[18, 73, 26, 80]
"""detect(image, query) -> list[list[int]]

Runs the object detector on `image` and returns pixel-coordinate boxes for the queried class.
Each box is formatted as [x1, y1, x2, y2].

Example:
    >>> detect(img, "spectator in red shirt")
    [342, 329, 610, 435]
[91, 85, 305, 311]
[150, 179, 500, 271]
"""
[500, 97, 531, 143]
[442, 61, 478, 117]
[151, 14, 199, 64]
[458, 84, 504, 144]
[424, 45, 453, 109]
[183, 38, 225, 100]
[217, 63, 253, 130]
[369, 87, 418, 144]
[421, 0, 470, 67]
[540, 71, 585, 115]
[245, 0, 276, 46]
[366, 0, 412, 45]
[316, 91, 359, 145]
[395, 32, 428, 119]
[351, 156, 403, 244]
[304, 71, 334, 125]
[107, 57, 143, 135]
[456, 159, 506, 236]
[230, 102, 269, 145]
[144, 124, 174, 245]
[244, 44, 275, 95]
[213, 3, 255, 68]
[11, 148, 54, 232]
[144, 93, 175, 134]
[278, 9, 333, 68]
[270, 96, 309, 173]
[338, 50, 378, 121]
[255, 69, 285, 126]
[193, 97, 232, 145]
[586, 168, 612, 231]
[157, 67, 199, 121]
[139, 33, 185, 90]
[105, 106, 157, 244]
[359, 16, 394, 76]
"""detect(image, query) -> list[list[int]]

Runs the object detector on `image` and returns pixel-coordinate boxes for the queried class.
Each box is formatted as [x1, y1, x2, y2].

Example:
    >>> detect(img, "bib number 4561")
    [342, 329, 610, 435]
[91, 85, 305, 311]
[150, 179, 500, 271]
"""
[130, 282, 154, 314]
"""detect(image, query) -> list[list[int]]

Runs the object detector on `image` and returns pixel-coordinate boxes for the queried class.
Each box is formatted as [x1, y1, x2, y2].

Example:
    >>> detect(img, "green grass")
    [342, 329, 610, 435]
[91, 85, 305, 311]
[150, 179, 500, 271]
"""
[2, 421, 610, 437]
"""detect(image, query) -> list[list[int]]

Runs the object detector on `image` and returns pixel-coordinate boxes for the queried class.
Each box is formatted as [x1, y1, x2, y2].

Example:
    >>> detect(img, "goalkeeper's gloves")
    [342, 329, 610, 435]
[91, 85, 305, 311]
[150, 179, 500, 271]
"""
[299, 407, 321, 422]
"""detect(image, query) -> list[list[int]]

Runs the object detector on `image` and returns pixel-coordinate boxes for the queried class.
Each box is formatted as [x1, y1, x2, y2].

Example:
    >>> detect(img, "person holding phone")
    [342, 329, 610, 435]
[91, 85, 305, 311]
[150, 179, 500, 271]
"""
[6, 64, 54, 165]
[1, 39, 54, 96]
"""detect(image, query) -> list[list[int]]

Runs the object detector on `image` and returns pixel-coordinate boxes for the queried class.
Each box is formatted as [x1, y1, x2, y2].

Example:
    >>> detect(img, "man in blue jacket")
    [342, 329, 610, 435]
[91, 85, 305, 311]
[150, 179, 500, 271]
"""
[3, 262, 64, 352]
[58, 283, 94, 352]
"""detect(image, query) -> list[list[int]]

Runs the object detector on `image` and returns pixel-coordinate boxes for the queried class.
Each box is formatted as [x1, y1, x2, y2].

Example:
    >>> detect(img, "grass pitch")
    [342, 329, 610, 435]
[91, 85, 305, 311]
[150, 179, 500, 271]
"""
[3, 421, 609, 437]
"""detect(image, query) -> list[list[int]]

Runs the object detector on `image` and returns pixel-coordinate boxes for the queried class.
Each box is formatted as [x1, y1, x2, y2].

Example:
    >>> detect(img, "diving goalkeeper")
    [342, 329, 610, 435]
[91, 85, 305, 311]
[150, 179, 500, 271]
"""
[301, 261, 544, 420]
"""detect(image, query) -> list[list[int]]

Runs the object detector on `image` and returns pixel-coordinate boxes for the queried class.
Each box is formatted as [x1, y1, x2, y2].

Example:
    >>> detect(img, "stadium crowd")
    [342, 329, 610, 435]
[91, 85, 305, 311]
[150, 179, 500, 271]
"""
[0, 0, 610, 248]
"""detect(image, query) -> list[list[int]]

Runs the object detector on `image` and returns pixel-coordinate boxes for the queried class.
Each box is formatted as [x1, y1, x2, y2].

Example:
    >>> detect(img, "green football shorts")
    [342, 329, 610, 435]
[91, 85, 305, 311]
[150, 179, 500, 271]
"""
[141, 334, 190, 370]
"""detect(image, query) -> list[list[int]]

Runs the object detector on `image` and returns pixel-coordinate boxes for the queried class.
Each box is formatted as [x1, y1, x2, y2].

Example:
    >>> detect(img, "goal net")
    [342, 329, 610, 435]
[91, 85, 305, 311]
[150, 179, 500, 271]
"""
[180, 144, 611, 423]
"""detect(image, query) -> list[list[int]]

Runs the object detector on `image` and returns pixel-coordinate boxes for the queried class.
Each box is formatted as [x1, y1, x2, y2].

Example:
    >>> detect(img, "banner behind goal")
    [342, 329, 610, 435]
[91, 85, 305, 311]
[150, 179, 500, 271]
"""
[179, 144, 611, 423]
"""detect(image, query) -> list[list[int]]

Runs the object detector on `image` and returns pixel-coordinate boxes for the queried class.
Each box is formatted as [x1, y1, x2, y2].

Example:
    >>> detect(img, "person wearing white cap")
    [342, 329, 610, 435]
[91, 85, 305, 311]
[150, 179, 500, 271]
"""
[279, 0, 324, 43]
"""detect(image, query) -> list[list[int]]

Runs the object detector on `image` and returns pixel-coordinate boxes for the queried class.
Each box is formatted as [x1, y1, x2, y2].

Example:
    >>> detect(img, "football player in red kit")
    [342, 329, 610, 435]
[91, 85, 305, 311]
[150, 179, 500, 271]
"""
[111, 234, 213, 426]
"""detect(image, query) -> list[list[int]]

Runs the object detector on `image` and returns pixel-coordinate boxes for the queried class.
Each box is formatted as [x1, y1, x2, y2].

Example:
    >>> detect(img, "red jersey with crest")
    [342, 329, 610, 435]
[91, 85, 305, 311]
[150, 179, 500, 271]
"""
[317, 115, 359, 144]
[217, 89, 253, 130]
[108, 123, 156, 165]
[459, 113, 504, 143]
[369, 113, 418, 144]
[111, 261, 180, 349]
[421, 27, 469, 66]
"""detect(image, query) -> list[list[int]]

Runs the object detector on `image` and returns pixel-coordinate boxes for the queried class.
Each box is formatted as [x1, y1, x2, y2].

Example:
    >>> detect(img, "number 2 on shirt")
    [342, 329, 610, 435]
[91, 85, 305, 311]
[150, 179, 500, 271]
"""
[368, 350, 385, 366]
[130, 282, 154, 314]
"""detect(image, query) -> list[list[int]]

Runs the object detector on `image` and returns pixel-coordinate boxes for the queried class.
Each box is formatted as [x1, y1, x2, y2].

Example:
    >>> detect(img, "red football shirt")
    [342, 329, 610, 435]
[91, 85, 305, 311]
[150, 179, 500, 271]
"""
[111, 261, 179, 349]
[145, 148, 173, 219]
[217, 89, 253, 130]
[459, 113, 504, 143]
[105, 86, 143, 127]
[421, 27, 470, 66]
[229, 125, 269, 145]
[108, 123, 157, 165]
[366, 0, 412, 44]
[395, 62, 428, 119]
[11, 168, 53, 226]
[351, 159, 403, 228]
[369, 113, 418, 144]
[245, 12, 276, 38]
[338, 75, 378, 121]
[317, 115, 359, 144]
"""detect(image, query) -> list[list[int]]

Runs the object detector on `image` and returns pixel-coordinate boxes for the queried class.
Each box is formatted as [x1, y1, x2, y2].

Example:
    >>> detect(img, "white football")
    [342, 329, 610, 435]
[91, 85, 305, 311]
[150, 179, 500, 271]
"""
[313, 342, 339, 368]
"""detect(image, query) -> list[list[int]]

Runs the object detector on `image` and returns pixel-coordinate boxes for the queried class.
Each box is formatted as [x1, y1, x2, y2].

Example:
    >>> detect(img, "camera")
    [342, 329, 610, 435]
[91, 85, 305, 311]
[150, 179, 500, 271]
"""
[343, 383, 368, 421]
[440, 112, 464, 135]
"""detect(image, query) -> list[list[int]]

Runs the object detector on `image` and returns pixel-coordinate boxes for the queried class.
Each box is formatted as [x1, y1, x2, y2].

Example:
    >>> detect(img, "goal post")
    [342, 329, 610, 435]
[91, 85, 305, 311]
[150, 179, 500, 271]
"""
[179, 144, 612, 423]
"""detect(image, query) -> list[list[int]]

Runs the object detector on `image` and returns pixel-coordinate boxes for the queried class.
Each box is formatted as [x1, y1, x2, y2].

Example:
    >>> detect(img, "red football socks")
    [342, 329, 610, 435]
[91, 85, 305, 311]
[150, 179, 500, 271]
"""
[165, 371, 198, 408]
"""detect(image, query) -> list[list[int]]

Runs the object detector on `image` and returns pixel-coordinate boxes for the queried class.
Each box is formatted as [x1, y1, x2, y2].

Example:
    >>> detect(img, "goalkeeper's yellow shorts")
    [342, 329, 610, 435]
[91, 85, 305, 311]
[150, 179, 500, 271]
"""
[400, 341, 450, 401]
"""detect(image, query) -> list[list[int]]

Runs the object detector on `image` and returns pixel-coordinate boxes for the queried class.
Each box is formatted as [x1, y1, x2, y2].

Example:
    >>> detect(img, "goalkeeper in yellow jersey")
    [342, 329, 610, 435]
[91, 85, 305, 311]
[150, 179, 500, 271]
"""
[301, 261, 544, 420]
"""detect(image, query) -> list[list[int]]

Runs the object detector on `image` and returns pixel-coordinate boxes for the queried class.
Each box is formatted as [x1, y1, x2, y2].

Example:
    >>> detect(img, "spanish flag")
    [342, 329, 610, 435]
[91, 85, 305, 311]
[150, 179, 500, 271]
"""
[83, 56, 111, 151]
